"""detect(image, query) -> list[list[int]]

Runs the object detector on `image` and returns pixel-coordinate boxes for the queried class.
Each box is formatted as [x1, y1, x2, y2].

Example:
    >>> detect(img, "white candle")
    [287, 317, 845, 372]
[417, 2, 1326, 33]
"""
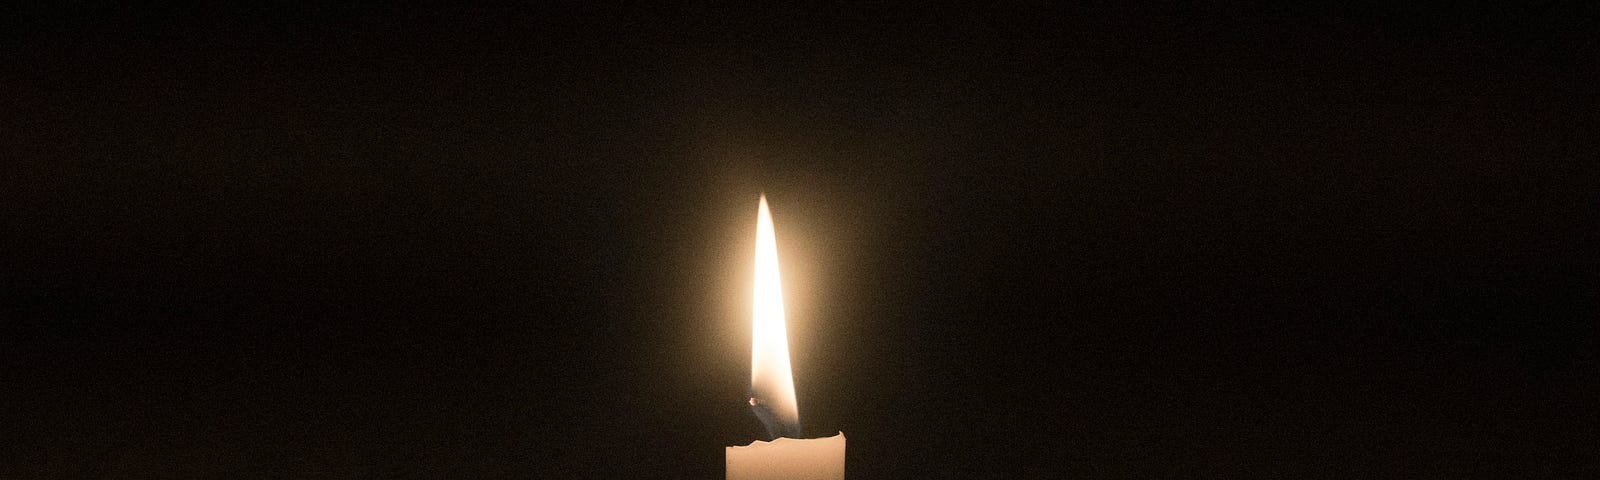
[727, 433, 845, 480]
[726, 195, 846, 480]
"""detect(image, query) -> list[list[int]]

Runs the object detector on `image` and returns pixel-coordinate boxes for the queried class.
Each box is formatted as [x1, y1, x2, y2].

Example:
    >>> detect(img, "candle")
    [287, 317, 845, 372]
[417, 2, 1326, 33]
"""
[726, 195, 845, 480]
[726, 433, 845, 480]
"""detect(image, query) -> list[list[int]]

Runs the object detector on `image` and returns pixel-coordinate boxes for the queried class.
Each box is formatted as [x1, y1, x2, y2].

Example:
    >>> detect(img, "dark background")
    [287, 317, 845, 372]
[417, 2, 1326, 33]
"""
[3, 3, 1594, 478]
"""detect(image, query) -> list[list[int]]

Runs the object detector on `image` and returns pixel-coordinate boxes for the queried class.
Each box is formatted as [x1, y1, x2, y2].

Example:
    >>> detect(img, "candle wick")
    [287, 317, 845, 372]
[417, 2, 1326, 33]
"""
[748, 396, 801, 440]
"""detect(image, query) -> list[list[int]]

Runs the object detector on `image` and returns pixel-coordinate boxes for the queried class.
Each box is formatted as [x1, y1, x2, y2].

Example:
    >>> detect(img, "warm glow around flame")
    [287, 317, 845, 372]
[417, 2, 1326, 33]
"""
[751, 195, 799, 427]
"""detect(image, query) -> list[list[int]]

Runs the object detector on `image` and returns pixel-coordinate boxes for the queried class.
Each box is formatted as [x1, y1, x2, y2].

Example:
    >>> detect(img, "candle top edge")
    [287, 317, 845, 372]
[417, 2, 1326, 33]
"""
[726, 431, 844, 448]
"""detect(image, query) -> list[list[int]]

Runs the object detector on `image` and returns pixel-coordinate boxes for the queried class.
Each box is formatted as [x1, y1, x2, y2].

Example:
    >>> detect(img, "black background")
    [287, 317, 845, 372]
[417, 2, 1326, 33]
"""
[3, 3, 1594, 478]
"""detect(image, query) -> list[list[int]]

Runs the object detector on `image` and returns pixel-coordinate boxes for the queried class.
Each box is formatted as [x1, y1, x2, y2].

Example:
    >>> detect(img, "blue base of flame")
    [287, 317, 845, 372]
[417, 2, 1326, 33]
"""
[749, 398, 801, 440]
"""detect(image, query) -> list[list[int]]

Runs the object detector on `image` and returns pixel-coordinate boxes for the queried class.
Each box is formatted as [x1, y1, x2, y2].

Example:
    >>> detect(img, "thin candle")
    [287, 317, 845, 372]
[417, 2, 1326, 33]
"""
[726, 195, 845, 480]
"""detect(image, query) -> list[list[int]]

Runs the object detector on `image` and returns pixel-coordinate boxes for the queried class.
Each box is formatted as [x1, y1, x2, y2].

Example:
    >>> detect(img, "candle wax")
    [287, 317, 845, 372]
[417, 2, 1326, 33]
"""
[726, 432, 845, 480]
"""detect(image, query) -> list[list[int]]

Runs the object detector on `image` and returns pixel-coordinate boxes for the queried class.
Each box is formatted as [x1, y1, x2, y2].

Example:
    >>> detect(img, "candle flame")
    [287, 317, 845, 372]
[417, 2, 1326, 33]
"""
[751, 195, 799, 432]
